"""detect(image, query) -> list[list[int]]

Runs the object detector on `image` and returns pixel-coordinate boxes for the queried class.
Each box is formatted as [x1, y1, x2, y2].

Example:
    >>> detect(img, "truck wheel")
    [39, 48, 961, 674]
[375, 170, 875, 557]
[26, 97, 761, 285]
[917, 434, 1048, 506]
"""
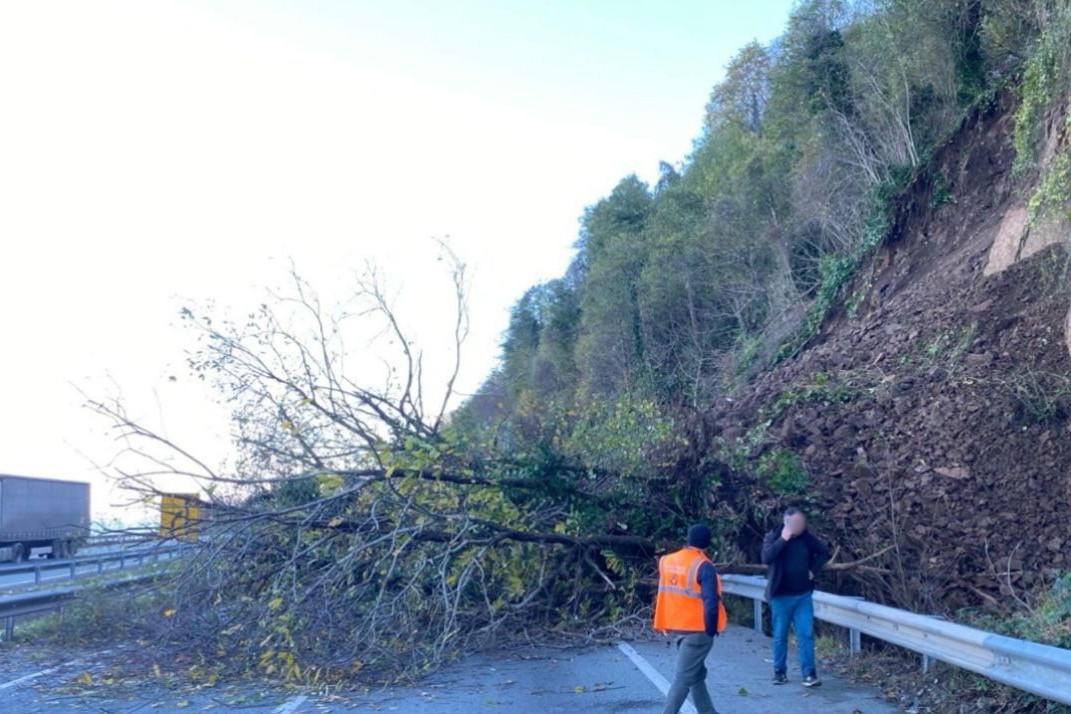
[13, 543, 26, 562]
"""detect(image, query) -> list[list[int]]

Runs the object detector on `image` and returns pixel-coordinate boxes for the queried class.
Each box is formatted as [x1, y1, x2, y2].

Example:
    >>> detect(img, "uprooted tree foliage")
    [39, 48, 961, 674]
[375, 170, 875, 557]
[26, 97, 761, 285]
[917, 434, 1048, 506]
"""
[90, 251, 718, 684]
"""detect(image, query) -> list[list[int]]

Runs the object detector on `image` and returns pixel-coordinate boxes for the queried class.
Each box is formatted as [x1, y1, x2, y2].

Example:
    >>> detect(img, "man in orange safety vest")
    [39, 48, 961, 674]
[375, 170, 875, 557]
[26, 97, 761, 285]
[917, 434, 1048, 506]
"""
[653, 524, 727, 714]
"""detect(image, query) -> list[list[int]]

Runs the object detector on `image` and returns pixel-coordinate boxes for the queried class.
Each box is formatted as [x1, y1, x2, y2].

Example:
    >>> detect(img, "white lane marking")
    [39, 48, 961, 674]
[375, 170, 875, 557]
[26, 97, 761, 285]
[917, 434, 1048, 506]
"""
[616, 642, 698, 714]
[0, 660, 79, 691]
[273, 694, 309, 713]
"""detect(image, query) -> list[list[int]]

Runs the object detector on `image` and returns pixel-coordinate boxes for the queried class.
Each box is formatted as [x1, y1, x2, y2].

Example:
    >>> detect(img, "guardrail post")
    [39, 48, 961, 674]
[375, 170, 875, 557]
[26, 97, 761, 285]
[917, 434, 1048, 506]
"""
[3, 616, 12, 642]
[97, 558, 104, 574]
[34, 565, 42, 585]
[753, 598, 763, 635]
[846, 595, 864, 656]
[69, 560, 76, 579]
[119, 553, 126, 569]
[919, 614, 946, 672]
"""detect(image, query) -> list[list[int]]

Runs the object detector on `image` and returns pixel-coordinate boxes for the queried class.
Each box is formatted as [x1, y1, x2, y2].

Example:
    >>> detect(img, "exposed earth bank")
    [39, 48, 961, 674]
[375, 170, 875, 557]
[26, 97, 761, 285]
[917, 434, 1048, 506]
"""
[713, 93, 1071, 612]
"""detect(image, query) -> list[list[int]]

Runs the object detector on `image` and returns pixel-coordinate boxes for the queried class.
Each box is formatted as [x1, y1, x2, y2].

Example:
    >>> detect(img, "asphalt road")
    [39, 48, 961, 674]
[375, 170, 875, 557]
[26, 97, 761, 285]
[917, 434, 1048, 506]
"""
[0, 545, 176, 590]
[0, 625, 900, 713]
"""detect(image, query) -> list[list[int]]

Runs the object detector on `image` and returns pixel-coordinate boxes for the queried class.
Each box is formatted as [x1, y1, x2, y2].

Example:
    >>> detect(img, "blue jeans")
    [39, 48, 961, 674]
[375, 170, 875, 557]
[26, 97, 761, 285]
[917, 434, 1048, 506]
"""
[770, 591, 816, 677]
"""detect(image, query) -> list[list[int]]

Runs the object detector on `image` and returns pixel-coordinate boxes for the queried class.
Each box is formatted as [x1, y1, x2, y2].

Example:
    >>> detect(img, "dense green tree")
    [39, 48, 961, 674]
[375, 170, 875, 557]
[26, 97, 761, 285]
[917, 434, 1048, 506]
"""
[574, 175, 654, 397]
[474, 0, 1058, 462]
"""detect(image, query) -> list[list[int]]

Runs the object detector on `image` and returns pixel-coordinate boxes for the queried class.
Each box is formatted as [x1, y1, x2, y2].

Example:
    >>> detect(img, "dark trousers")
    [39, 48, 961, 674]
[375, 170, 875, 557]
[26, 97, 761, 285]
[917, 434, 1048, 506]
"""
[662, 632, 716, 714]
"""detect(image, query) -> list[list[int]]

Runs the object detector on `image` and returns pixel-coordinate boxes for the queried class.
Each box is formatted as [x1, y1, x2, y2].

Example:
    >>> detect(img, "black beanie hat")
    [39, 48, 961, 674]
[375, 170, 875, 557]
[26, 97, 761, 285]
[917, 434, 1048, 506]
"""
[687, 523, 712, 549]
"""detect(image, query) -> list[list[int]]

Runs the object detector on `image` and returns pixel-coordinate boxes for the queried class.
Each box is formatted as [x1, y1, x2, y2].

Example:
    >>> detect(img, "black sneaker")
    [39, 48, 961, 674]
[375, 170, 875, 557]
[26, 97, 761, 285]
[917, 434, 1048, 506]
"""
[802, 674, 822, 688]
[772, 671, 788, 685]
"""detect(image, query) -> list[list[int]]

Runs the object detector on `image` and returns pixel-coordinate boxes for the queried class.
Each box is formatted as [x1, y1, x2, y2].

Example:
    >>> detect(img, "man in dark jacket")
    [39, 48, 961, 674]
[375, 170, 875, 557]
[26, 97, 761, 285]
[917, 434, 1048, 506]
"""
[761, 506, 830, 687]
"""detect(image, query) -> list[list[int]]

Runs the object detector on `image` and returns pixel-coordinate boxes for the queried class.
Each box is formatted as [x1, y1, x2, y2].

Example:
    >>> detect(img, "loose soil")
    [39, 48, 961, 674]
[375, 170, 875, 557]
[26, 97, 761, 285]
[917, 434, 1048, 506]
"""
[713, 93, 1071, 613]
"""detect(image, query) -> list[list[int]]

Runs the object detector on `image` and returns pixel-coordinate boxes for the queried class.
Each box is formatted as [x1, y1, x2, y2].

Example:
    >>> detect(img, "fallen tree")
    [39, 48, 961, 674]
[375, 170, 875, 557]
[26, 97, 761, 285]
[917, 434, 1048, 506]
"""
[91, 251, 683, 683]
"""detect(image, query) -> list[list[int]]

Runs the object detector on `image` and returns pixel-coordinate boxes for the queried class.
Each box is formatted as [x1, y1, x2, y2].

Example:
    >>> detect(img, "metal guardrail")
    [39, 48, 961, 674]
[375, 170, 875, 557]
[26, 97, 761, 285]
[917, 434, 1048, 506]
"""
[85, 530, 153, 548]
[0, 572, 160, 641]
[0, 545, 184, 586]
[721, 574, 1071, 706]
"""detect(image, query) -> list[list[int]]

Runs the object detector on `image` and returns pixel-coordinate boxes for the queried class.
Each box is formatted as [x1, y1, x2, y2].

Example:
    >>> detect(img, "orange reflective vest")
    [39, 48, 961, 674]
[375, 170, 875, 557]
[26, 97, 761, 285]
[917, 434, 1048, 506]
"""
[653, 547, 728, 634]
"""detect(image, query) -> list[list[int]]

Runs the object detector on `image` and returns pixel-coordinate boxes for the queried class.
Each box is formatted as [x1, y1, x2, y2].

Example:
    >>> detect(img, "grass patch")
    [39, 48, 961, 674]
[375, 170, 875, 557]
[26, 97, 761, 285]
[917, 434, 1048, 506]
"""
[814, 633, 844, 660]
[762, 371, 860, 421]
[917, 321, 978, 370]
[1028, 152, 1071, 226]
[967, 572, 1071, 649]
[1012, 5, 1071, 176]
[930, 170, 953, 209]
[1004, 368, 1071, 426]
[756, 448, 809, 496]
[8, 571, 175, 646]
[1035, 244, 1071, 291]
[733, 333, 763, 375]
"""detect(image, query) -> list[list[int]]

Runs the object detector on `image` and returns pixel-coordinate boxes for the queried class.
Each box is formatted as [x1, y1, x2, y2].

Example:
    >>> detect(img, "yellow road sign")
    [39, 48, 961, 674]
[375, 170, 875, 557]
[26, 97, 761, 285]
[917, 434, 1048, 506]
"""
[160, 493, 200, 541]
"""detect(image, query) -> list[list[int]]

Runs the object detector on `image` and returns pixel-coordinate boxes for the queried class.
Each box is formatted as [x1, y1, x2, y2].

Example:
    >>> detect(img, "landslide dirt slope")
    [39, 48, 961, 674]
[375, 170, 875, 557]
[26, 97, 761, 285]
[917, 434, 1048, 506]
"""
[717, 94, 1071, 611]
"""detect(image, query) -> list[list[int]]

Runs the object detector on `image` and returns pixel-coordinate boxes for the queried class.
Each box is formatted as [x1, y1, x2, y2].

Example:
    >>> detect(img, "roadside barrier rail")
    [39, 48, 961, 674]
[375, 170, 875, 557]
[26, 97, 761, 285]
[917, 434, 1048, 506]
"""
[0, 544, 184, 586]
[721, 574, 1071, 706]
[84, 530, 154, 548]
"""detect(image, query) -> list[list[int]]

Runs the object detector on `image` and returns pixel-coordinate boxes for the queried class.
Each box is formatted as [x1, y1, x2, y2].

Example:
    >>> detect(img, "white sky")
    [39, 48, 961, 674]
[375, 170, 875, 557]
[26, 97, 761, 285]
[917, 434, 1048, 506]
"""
[0, 0, 793, 522]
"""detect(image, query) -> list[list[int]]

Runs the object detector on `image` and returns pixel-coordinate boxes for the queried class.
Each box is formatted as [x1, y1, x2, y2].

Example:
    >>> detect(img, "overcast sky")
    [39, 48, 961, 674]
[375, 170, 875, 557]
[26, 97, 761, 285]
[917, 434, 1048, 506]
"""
[0, 0, 794, 521]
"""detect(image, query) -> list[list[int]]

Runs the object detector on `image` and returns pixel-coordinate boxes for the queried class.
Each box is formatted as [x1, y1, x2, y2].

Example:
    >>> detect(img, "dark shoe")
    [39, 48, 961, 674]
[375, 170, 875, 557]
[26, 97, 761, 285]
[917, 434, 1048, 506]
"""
[802, 674, 822, 688]
[772, 671, 788, 685]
